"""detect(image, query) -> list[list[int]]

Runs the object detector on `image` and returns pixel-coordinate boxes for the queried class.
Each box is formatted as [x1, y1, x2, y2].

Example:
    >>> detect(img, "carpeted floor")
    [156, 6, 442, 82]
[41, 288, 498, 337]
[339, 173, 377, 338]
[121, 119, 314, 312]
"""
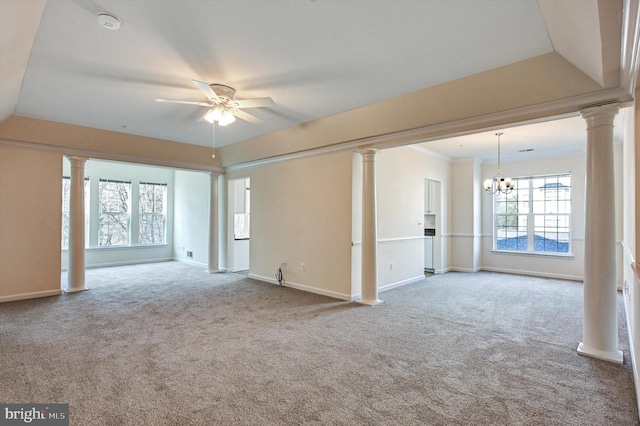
[1, 262, 637, 425]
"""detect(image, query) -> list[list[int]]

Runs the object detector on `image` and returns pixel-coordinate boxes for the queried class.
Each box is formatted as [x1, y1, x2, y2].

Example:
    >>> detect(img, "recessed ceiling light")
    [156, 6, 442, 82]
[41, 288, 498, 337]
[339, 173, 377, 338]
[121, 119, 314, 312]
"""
[98, 13, 121, 30]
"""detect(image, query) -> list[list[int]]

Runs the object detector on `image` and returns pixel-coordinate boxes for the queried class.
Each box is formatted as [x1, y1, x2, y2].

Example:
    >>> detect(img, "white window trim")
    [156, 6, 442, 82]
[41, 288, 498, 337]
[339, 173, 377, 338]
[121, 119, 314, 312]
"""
[492, 172, 573, 256]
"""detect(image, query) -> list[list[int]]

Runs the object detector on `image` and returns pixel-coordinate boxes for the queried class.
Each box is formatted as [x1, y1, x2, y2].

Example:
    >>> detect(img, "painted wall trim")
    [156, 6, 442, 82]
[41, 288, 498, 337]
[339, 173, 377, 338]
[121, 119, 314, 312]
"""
[61, 257, 174, 271]
[248, 273, 353, 301]
[174, 258, 208, 269]
[352, 236, 425, 246]
[379, 275, 426, 293]
[480, 266, 582, 281]
[623, 291, 640, 424]
[0, 137, 225, 173]
[0, 289, 62, 303]
[225, 87, 630, 170]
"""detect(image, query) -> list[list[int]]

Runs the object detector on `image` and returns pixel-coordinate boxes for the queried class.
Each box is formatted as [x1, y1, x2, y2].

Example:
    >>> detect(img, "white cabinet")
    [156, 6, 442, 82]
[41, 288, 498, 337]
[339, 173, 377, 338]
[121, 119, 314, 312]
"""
[424, 236, 433, 270]
[425, 179, 437, 214]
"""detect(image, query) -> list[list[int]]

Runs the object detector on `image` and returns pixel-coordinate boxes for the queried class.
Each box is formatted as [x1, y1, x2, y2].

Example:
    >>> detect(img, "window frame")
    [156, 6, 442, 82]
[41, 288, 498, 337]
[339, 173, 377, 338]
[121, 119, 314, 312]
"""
[138, 181, 167, 245]
[61, 176, 90, 249]
[492, 173, 572, 256]
[98, 178, 132, 247]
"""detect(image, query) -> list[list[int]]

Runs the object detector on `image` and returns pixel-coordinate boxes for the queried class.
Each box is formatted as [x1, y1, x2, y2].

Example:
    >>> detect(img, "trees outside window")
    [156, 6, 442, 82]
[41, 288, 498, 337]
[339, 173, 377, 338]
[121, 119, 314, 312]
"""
[99, 179, 131, 246]
[139, 182, 166, 244]
[61, 177, 89, 248]
[493, 173, 571, 254]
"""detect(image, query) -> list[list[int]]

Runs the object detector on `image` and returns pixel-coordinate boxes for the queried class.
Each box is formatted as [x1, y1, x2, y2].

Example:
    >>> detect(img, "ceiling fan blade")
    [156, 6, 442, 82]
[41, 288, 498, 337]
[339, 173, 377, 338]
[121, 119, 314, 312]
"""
[233, 109, 264, 124]
[192, 79, 220, 103]
[234, 97, 275, 108]
[155, 98, 211, 107]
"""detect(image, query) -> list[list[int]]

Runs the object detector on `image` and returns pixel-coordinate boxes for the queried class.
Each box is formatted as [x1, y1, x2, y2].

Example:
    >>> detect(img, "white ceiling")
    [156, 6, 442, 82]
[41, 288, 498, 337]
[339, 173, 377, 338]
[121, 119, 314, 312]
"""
[0, 0, 630, 162]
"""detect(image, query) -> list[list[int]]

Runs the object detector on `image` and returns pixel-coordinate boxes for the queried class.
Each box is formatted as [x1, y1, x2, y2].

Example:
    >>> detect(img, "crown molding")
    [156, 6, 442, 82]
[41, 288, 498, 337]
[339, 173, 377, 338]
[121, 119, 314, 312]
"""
[0, 137, 225, 173]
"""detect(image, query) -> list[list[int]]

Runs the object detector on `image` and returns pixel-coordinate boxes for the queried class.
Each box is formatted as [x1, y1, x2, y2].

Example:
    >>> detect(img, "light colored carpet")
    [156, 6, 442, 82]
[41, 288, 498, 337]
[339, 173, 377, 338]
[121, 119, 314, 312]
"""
[0, 262, 637, 425]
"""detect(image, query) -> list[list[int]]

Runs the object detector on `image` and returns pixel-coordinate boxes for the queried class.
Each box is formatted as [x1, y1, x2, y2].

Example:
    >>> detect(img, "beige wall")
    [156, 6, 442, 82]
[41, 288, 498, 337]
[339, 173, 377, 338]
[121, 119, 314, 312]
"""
[449, 159, 482, 272]
[227, 150, 354, 299]
[352, 146, 452, 297]
[173, 170, 211, 267]
[0, 145, 62, 301]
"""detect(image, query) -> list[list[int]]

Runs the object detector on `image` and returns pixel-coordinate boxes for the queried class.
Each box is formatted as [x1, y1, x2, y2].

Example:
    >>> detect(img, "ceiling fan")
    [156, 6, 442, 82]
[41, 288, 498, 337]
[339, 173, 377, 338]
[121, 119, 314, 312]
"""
[155, 80, 275, 126]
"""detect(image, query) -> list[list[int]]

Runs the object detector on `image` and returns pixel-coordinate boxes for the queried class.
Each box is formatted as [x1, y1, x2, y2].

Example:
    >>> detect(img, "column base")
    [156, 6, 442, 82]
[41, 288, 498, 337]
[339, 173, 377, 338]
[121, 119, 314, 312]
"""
[205, 269, 219, 274]
[577, 342, 623, 364]
[64, 287, 89, 294]
[357, 298, 383, 306]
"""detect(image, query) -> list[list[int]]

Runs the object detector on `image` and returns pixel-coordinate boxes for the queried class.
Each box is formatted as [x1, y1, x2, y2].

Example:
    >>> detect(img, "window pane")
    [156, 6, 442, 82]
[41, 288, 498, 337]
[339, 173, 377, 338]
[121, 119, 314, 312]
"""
[139, 183, 166, 244]
[496, 215, 527, 250]
[62, 177, 90, 249]
[494, 173, 571, 254]
[61, 178, 70, 248]
[99, 180, 130, 246]
[534, 214, 570, 253]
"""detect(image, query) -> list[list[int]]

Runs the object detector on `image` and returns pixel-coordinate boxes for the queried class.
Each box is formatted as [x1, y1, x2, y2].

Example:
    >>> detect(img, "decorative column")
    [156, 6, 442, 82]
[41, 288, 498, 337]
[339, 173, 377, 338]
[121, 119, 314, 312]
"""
[577, 104, 622, 363]
[218, 174, 228, 272]
[66, 156, 89, 293]
[207, 172, 220, 273]
[359, 149, 381, 305]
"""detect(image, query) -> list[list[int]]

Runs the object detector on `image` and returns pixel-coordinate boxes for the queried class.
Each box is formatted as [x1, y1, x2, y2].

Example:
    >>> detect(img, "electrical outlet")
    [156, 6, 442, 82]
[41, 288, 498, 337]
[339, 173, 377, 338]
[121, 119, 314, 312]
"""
[187, 251, 193, 258]
[300, 262, 305, 271]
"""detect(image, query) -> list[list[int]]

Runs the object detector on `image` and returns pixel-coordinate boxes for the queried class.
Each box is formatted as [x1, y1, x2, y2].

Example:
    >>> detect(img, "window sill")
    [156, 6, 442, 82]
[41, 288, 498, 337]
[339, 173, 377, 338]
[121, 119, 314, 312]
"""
[62, 244, 169, 252]
[491, 249, 574, 259]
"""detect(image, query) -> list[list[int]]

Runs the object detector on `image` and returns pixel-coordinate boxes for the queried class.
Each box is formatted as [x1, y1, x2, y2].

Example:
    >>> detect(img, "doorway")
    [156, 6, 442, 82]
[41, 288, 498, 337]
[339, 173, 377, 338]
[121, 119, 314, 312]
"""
[227, 177, 250, 272]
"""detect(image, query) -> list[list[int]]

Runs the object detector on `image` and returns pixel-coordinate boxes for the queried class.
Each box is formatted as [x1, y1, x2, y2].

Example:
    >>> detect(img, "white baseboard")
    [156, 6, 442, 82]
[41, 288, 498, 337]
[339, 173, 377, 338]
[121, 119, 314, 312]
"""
[623, 290, 640, 423]
[62, 257, 175, 271]
[249, 273, 426, 302]
[0, 289, 62, 303]
[248, 273, 353, 301]
[449, 266, 482, 273]
[379, 275, 426, 293]
[173, 258, 208, 268]
[480, 266, 582, 281]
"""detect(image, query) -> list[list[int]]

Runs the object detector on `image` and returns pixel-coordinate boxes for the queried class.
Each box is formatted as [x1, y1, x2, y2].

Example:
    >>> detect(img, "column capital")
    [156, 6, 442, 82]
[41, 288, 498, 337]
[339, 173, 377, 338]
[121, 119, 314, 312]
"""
[581, 104, 619, 128]
[358, 148, 379, 159]
[67, 155, 89, 165]
[209, 171, 222, 179]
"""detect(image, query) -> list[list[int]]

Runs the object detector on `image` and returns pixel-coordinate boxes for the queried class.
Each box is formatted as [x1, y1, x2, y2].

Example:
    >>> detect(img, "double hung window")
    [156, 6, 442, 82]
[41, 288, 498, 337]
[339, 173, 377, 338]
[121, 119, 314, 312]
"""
[61, 177, 90, 248]
[139, 182, 167, 244]
[494, 173, 571, 254]
[98, 179, 131, 246]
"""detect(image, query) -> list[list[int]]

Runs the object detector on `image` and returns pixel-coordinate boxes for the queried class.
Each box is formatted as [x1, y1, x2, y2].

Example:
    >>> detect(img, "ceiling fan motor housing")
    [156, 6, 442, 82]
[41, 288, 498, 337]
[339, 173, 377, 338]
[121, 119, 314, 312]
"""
[210, 84, 236, 101]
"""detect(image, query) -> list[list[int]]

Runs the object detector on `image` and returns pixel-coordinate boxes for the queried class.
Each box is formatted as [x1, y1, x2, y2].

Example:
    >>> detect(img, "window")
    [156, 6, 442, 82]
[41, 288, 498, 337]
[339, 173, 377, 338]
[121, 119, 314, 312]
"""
[233, 180, 250, 240]
[61, 177, 89, 248]
[139, 182, 167, 244]
[494, 173, 571, 254]
[99, 179, 131, 246]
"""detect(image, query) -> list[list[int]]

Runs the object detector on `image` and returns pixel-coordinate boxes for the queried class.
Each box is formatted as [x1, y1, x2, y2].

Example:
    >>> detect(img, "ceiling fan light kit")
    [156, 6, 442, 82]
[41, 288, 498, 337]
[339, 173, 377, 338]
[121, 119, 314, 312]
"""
[155, 80, 275, 127]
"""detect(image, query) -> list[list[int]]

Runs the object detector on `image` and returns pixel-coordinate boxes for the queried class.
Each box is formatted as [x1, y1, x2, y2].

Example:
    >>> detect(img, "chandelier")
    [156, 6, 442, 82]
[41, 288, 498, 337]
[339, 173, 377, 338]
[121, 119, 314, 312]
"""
[483, 132, 515, 195]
